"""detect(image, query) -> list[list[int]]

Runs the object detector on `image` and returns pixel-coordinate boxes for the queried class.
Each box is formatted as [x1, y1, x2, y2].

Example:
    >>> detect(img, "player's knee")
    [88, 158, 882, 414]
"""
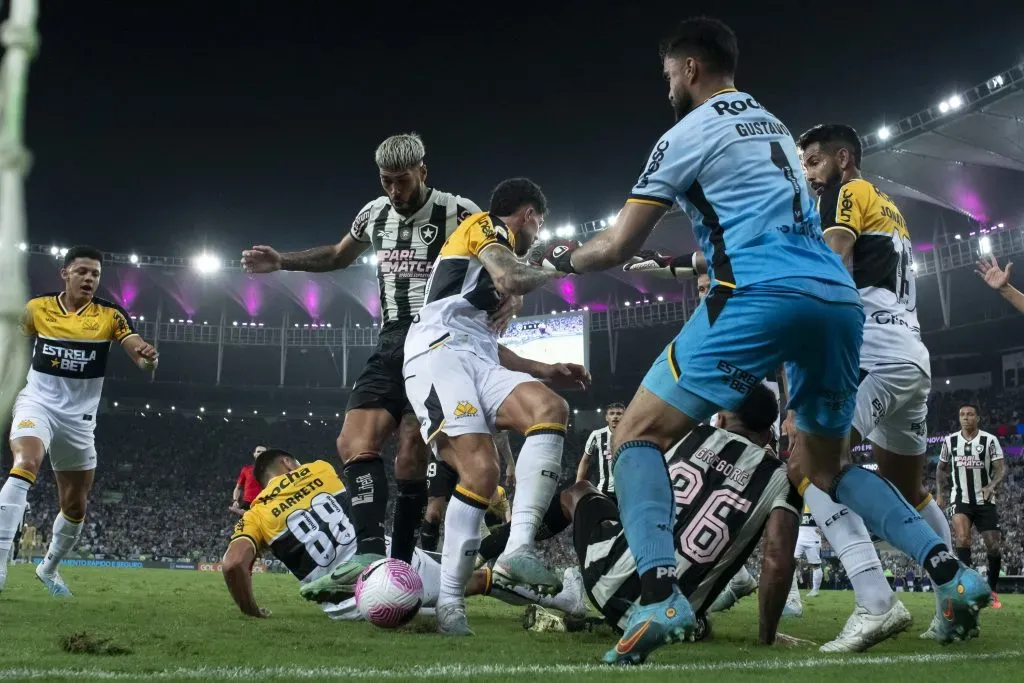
[60, 497, 88, 522]
[531, 391, 569, 428]
[457, 453, 500, 497]
[336, 433, 380, 465]
[10, 438, 45, 475]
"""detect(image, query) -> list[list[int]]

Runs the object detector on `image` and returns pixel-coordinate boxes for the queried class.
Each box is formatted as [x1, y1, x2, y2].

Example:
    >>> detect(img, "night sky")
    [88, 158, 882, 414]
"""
[25, 0, 1024, 256]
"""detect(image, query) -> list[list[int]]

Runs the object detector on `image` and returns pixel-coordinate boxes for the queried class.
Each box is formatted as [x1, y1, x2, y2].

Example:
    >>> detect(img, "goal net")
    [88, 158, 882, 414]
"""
[0, 0, 38, 428]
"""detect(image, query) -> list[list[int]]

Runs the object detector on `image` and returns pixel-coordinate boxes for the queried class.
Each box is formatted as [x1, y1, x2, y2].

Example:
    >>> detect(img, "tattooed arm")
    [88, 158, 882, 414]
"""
[478, 243, 563, 296]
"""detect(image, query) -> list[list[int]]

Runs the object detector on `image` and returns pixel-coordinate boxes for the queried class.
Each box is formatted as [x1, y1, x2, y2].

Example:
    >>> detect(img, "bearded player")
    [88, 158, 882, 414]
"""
[397, 178, 590, 635]
[222, 449, 585, 620]
[0, 246, 158, 595]
[544, 18, 985, 662]
[241, 134, 519, 578]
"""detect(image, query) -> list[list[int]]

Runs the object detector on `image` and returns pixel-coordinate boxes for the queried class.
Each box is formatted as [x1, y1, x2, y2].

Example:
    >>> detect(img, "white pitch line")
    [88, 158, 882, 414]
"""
[0, 650, 1020, 679]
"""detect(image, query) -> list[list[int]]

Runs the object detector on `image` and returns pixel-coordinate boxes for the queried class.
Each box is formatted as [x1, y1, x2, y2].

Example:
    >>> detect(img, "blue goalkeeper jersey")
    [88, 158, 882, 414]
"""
[629, 89, 855, 298]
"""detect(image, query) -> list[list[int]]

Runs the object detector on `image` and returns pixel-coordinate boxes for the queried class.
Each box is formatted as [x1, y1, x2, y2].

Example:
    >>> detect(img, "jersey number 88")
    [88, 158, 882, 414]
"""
[286, 493, 355, 567]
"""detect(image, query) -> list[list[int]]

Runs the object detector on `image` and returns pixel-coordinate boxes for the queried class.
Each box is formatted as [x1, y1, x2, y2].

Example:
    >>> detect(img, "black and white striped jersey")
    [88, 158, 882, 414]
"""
[584, 427, 614, 494]
[349, 190, 480, 324]
[939, 430, 1004, 506]
[581, 425, 800, 624]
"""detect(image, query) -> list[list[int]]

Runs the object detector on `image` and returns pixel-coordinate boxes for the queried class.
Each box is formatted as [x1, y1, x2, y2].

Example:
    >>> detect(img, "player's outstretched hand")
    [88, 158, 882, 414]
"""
[531, 239, 580, 275]
[242, 245, 283, 274]
[976, 255, 1012, 290]
[490, 295, 523, 335]
[623, 250, 696, 280]
[544, 362, 592, 390]
[256, 607, 272, 618]
[773, 633, 816, 647]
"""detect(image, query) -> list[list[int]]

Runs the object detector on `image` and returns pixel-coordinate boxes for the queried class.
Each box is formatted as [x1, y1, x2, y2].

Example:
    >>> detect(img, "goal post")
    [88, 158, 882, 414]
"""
[0, 0, 38, 427]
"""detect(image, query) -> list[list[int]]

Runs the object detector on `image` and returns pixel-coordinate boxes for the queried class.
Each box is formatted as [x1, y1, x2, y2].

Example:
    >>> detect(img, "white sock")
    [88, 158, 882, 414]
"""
[491, 580, 580, 614]
[787, 571, 802, 607]
[730, 565, 754, 590]
[918, 497, 954, 617]
[505, 430, 563, 552]
[0, 476, 32, 566]
[438, 489, 487, 608]
[39, 512, 84, 575]
[812, 567, 823, 592]
[804, 484, 893, 615]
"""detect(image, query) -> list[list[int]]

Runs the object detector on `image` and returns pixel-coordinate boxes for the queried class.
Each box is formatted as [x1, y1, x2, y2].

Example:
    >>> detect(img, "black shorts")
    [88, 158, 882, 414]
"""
[346, 320, 414, 423]
[239, 501, 252, 511]
[953, 502, 1000, 533]
[427, 458, 459, 499]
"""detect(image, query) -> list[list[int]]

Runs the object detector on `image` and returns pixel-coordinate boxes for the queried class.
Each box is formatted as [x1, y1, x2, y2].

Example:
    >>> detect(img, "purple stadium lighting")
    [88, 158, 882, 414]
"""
[243, 280, 261, 316]
[301, 280, 321, 319]
[557, 278, 577, 305]
[915, 243, 934, 252]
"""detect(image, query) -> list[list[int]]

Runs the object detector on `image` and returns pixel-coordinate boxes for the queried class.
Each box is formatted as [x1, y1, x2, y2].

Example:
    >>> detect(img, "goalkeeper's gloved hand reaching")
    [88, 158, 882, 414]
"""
[622, 249, 697, 281]
[529, 239, 581, 275]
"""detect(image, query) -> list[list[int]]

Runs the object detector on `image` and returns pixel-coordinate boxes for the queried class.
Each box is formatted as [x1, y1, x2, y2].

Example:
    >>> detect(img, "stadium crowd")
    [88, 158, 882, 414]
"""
[3, 385, 1021, 580]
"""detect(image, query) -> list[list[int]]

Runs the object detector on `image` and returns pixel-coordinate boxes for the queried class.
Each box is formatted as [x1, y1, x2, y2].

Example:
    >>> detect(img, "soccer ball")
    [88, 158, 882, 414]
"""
[354, 558, 424, 628]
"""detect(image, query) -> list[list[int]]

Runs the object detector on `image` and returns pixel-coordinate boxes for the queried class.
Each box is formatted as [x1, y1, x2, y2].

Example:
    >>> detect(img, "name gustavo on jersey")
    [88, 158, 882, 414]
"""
[42, 344, 98, 373]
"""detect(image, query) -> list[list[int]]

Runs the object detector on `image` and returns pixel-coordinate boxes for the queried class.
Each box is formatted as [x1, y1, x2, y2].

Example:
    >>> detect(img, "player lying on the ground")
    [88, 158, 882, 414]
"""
[221, 448, 585, 620]
[487, 384, 803, 645]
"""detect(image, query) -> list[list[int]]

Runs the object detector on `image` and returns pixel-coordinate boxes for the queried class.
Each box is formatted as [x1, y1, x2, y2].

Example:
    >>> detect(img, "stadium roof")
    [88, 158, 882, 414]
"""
[861, 62, 1024, 229]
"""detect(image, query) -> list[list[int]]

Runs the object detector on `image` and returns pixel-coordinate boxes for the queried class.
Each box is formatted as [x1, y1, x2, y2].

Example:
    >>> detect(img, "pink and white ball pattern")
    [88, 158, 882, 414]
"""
[354, 558, 424, 628]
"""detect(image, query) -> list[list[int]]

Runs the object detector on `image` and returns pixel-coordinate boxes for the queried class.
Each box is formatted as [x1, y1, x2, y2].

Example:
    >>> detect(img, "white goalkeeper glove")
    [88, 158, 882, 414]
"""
[622, 249, 698, 281]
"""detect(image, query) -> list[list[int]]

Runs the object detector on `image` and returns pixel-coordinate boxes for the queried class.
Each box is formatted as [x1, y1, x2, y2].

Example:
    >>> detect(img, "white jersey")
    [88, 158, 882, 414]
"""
[16, 293, 137, 420]
[584, 427, 614, 495]
[350, 190, 480, 324]
[939, 430, 1004, 506]
[406, 212, 515, 362]
[817, 178, 929, 373]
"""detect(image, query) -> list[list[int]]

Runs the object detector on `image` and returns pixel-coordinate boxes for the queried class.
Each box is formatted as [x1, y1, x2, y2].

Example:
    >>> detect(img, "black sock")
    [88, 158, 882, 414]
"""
[639, 566, 676, 605]
[536, 491, 572, 541]
[479, 523, 510, 562]
[342, 459, 389, 557]
[987, 554, 1001, 592]
[391, 479, 427, 562]
[420, 519, 440, 552]
[925, 545, 960, 585]
[956, 546, 972, 567]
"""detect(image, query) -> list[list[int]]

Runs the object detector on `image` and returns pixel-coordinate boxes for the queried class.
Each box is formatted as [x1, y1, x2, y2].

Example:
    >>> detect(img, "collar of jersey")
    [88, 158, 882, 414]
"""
[394, 188, 436, 223]
[55, 292, 91, 316]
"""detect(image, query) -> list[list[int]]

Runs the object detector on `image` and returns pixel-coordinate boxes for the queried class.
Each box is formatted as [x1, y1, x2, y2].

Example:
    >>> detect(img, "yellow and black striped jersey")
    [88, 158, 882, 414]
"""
[817, 178, 927, 371]
[17, 293, 137, 418]
[405, 212, 518, 363]
[230, 460, 356, 584]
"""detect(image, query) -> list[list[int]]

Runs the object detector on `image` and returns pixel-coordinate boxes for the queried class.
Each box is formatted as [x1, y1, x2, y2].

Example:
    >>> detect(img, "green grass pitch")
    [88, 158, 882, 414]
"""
[0, 565, 1020, 682]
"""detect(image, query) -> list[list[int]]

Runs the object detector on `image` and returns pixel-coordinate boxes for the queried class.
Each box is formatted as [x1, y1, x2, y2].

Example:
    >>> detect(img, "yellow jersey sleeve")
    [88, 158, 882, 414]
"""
[818, 179, 870, 236]
[108, 304, 138, 344]
[20, 299, 38, 337]
[231, 508, 269, 552]
[442, 212, 515, 258]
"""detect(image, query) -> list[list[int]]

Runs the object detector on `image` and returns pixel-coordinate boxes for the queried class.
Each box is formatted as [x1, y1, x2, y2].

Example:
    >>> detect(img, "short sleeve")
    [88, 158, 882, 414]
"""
[455, 197, 482, 226]
[938, 439, 950, 463]
[230, 510, 267, 551]
[19, 300, 36, 337]
[236, 467, 248, 487]
[771, 474, 803, 516]
[467, 214, 513, 256]
[584, 433, 598, 456]
[989, 437, 1004, 461]
[629, 127, 702, 208]
[349, 200, 375, 243]
[819, 179, 868, 236]
[110, 304, 138, 343]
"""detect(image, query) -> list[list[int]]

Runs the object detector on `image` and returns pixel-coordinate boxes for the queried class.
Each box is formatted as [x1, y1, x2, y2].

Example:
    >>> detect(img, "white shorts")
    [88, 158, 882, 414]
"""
[852, 362, 930, 456]
[323, 546, 442, 620]
[10, 399, 97, 472]
[795, 527, 821, 564]
[404, 345, 536, 444]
